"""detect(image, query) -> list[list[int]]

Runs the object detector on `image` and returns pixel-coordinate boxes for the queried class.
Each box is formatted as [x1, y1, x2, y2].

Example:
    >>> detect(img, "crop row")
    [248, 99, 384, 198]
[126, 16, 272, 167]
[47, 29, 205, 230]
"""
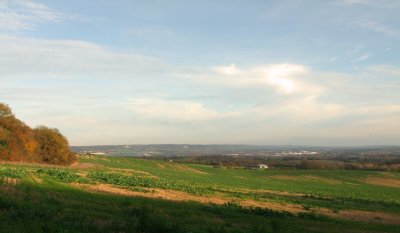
[35, 168, 89, 183]
[88, 171, 212, 195]
[0, 166, 27, 179]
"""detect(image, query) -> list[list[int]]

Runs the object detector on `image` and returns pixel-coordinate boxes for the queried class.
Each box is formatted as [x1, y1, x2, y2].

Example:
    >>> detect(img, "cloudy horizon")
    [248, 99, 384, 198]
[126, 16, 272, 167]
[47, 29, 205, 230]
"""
[1, 0, 399, 146]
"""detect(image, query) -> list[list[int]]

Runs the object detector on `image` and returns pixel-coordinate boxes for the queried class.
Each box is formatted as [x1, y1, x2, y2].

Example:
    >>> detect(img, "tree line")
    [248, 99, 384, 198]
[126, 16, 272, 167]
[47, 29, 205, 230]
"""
[0, 103, 76, 165]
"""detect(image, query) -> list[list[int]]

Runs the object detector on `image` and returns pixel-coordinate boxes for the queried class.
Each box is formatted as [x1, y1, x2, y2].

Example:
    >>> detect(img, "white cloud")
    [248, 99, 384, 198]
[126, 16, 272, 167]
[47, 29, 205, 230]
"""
[213, 64, 241, 75]
[185, 63, 313, 95]
[1, 31, 399, 145]
[261, 64, 307, 94]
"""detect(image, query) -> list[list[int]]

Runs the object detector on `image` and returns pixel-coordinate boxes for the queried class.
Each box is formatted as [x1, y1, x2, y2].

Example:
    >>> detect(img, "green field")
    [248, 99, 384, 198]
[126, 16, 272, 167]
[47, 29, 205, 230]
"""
[1, 155, 400, 233]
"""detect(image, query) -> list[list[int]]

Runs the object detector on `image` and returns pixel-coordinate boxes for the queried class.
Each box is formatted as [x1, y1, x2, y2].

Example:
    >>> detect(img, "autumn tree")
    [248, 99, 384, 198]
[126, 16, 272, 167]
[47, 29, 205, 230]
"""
[0, 102, 76, 165]
[34, 126, 77, 165]
[0, 103, 13, 118]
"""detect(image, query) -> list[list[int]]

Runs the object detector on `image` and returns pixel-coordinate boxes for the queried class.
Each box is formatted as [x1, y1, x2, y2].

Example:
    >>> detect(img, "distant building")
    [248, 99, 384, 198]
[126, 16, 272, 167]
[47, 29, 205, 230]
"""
[258, 164, 269, 169]
[91, 152, 106, 155]
[274, 150, 319, 156]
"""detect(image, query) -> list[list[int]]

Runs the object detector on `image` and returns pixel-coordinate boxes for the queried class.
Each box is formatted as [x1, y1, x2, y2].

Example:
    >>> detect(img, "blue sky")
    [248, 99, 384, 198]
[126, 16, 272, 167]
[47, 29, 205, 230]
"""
[0, 0, 399, 146]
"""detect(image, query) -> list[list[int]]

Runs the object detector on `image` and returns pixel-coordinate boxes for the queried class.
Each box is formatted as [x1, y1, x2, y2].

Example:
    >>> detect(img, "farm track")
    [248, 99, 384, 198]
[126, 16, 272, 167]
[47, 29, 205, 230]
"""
[70, 182, 400, 225]
[29, 172, 42, 184]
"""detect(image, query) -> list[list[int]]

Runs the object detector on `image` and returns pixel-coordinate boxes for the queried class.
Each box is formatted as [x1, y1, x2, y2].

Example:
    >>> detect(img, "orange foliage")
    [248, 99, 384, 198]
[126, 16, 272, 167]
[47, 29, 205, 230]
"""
[0, 102, 76, 165]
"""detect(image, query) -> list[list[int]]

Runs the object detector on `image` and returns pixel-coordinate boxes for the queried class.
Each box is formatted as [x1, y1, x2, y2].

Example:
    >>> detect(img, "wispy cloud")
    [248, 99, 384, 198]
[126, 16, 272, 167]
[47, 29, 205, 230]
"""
[353, 19, 400, 37]
[353, 53, 372, 62]
[213, 64, 241, 76]
[0, 0, 93, 32]
[0, 0, 63, 31]
[368, 65, 400, 77]
[0, 34, 166, 80]
[1, 10, 399, 145]
[338, 0, 400, 7]
[122, 98, 220, 122]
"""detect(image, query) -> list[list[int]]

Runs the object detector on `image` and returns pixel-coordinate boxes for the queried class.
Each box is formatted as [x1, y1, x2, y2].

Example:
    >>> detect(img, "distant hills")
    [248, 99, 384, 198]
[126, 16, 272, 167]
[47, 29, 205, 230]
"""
[71, 144, 400, 157]
[0, 103, 76, 165]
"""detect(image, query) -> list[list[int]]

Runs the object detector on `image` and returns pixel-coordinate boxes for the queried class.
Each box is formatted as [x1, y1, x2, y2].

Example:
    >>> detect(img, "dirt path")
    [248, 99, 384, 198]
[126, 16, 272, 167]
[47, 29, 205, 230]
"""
[70, 183, 400, 224]
[29, 172, 43, 184]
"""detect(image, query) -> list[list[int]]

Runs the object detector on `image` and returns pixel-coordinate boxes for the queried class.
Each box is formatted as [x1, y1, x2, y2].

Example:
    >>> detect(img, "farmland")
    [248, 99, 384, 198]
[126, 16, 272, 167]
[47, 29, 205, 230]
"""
[1, 154, 400, 232]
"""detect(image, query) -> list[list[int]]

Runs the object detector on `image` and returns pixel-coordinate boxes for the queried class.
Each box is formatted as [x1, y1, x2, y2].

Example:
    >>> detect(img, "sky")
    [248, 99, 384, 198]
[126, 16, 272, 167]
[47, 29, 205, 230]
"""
[0, 0, 399, 146]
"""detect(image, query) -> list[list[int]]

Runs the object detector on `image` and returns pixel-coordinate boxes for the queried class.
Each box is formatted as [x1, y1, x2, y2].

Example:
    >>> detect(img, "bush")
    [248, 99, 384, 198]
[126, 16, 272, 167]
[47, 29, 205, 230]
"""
[34, 126, 77, 165]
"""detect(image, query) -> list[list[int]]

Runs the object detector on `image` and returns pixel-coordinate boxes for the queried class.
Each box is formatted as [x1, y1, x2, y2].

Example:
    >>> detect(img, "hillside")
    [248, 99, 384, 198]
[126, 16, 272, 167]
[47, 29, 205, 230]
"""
[0, 103, 76, 165]
[0, 155, 399, 232]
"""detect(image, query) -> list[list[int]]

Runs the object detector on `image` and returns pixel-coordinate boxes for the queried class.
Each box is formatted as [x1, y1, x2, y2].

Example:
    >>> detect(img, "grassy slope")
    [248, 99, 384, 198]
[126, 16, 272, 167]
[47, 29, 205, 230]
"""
[0, 155, 399, 233]
[81, 155, 400, 213]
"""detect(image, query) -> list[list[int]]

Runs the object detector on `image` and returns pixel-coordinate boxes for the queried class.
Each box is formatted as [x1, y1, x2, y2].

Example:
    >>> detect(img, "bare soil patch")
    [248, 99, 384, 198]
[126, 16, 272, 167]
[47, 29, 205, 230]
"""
[363, 176, 400, 188]
[0, 160, 65, 168]
[109, 168, 157, 178]
[242, 188, 305, 197]
[69, 162, 102, 169]
[1, 177, 20, 193]
[272, 175, 342, 185]
[173, 164, 208, 175]
[155, 163, 165, 169]
[240, 199, 304, 213]
[70, 183, 400, 224]
[72, 183, 306, 214]
[321, 209, 400, 225]
[2, 177, 19, 185]
[71, 183, 226, 204]
[29, 172, 43, 184]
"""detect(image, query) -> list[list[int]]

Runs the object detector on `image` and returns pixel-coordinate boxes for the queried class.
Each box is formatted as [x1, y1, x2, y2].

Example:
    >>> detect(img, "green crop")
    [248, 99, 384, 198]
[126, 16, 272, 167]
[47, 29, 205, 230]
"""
[35, 168, 88, 183]
[0, 166, 26, 179]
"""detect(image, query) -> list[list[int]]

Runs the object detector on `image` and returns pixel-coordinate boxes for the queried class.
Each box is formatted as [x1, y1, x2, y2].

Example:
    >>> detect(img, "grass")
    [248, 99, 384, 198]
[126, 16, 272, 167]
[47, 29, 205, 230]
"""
[79, 155, 400, 212]
[0, 155, 399, 232]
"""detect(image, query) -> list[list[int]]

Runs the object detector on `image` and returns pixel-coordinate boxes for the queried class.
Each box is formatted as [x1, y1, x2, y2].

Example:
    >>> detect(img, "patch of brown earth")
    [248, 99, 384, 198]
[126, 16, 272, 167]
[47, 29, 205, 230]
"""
[155, 163, 166, 169]
[69, 162, 102, 169]
[215, 186, 302, 198]
[0, 160, 66, 168]
[249, 190, 305, 197]
[363, 176, 400, 188]
[71, 183, 226, 205]
[239, 199, 304, 213]
[0, 180, 23, 201]
[320, 209, 400, 225]
[173, 164, 208, 175]
[272, 175, 342, 185]
[70, 183, 400, 224]
[29, 172, 43, 184]
[1, 177, 20, 193]
[109, 168, 157, 178]
[71, 183, 305, 214]
[2, 177, 19, 185]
